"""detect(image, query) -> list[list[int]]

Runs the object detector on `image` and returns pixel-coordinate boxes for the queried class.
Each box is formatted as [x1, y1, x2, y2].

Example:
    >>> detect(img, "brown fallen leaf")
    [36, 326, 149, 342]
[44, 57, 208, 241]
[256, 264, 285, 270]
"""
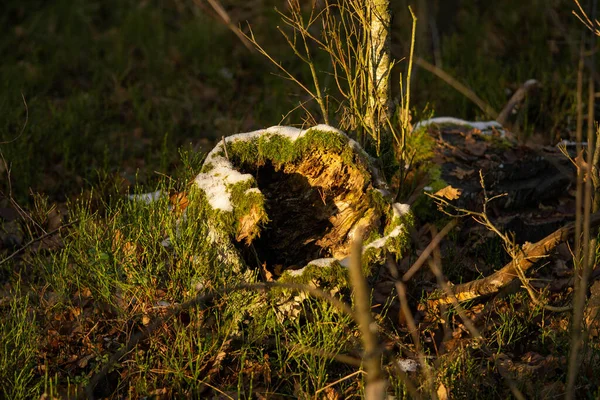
[450, 166, 475, 179]
[574, 153, 590, 179]
[260, 262, 274, 281]
[437, 383, 449, 400]
[464, 131, 491, 156]
[434, 185, 462, 200]
[169, 191, 189, 215]
[467, 141, 489, 156]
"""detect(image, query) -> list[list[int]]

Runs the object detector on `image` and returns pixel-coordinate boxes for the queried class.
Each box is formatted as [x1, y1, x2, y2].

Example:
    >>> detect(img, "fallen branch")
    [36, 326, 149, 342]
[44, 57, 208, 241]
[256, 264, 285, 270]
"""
[0, 219, 80, 266]
[432, 211, 600, 305]
[496, 79, 540, 126]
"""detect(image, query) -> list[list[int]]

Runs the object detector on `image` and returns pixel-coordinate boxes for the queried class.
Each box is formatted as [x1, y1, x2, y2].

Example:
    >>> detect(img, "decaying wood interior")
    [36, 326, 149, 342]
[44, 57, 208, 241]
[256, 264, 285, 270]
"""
[234, 149, 382, 275]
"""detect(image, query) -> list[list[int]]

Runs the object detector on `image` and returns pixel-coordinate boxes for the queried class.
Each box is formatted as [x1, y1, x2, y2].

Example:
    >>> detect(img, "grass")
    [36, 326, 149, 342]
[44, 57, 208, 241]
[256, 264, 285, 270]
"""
[0, 284, 42, 399]
[0, 0, 291, 203]
[1, 0, 599, 398]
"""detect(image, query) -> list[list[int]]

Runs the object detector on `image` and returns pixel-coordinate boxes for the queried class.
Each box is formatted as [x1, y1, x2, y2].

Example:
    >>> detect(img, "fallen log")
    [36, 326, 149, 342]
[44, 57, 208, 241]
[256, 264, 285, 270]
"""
[432, 211, 600, 305]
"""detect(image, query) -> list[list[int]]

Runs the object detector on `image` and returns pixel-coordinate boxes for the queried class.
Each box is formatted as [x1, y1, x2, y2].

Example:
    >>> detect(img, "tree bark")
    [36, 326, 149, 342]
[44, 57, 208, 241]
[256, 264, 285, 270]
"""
[366, 0, 392, 150]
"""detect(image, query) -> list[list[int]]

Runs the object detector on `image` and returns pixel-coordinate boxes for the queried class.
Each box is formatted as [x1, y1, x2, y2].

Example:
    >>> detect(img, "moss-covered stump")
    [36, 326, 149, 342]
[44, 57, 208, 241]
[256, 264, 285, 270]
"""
[194, 125, 412, 284]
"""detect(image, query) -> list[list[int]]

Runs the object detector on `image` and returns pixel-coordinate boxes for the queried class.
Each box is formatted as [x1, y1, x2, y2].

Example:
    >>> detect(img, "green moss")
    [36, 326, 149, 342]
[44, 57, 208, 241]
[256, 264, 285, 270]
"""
[369, 188, 391, 210]
[407, 126, 437, 165]
[225, 127, 372, 183]
[195, 191, 235, 235]
[490, 135, 514, 150]
[259, 134, 298, 165]
[364, 228, 383, 247]
[200, 162, 215, 173]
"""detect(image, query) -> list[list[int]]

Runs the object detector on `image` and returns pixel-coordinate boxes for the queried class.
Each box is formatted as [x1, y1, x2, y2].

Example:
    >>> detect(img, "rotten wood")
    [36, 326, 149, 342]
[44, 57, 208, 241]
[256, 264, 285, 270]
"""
[429, 124, 574, 244]
[237, 149, 381, 272]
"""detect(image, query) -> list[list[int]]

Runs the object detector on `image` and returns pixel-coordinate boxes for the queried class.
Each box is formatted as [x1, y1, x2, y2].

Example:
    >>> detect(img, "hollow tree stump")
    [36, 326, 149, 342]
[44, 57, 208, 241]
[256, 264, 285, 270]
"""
[193, 125, 412, 284]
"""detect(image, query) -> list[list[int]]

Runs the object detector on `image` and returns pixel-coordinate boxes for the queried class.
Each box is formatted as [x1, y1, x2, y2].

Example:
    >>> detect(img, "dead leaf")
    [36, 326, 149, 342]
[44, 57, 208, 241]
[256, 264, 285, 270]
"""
[236, 204, 266, 244]
[148, 388, 168, 398]
[574, 153, 590, 178]
[585, 281, 600, 336]
[434, 185, 462, 200]
[464, 132, 491, 156]
[467, 141, 489, 156]
[77, 354, 94, 368]
[321, 386, 341, 400]
[169, 192, 189, 215]
[437, 383, 449, 400]
[260, 262, 274, 281]
[450, 167, 475, 179]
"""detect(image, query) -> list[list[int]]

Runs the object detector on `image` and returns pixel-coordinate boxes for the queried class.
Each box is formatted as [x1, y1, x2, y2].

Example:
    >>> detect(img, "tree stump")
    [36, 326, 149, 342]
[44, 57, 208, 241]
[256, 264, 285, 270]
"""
[193, 125, 412, 284]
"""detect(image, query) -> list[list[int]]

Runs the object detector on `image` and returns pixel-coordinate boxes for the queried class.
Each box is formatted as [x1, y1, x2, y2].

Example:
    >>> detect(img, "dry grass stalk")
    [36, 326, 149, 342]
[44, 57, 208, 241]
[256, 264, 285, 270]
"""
[199, 0, 255, 52]
[566, 22, 597, 393]
[402, 218, 458, 282]
[573, 0, 600, 35]
[414, 57, 498, 120]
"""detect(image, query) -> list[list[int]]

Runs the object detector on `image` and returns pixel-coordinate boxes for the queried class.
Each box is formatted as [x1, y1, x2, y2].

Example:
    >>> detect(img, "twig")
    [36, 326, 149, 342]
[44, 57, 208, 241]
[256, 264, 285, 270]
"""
[512, 251, 572, 312]
[573, 0, 600, 36]
[567, 12, 597, 394]
[199, 0, 254, 52]
[547, 7, 600, 88]
[0, 92, 28, 144]
[296, 345, 362, 367]
[402, 218, 458, 282]
[0, 219, 80, 266]
[314, 370, 364, 397]
[394, 280, 435, 396]
[426, 226, 526, 400]
[221, 136, 229, 161]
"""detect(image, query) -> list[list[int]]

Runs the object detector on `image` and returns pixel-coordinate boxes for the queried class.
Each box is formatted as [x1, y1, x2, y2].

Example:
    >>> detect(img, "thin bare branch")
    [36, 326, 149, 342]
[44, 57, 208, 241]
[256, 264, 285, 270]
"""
[1, 93, 28, 145]
[200, 0, 255, 52]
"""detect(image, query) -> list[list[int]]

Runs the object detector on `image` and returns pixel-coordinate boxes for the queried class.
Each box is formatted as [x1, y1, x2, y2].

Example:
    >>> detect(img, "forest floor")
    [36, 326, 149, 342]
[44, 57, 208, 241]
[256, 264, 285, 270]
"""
[1, 0, 599, 398]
